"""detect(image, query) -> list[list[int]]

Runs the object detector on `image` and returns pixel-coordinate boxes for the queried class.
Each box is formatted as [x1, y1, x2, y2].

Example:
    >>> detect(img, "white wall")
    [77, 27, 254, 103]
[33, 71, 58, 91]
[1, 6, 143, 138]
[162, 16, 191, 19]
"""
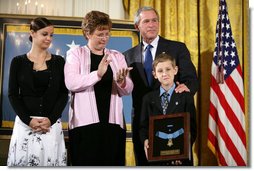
[0, 0, 125, 19]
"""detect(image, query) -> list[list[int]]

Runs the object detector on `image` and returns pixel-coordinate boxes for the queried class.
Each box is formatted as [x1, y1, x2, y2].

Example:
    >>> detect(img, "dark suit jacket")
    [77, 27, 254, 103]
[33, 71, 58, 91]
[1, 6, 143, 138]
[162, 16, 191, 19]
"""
[123, 36, 198, 130]
[139, 89, 197, 146]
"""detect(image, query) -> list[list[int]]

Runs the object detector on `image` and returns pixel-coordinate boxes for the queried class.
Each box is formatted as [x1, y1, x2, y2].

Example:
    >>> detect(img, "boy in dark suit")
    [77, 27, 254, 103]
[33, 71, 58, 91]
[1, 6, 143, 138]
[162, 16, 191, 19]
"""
[139, 53, 197, 166]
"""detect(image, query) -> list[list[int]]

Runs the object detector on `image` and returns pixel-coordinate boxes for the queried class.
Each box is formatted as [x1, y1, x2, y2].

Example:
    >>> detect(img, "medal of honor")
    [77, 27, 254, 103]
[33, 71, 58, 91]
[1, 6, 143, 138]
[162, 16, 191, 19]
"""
[167, 138, 173, 147]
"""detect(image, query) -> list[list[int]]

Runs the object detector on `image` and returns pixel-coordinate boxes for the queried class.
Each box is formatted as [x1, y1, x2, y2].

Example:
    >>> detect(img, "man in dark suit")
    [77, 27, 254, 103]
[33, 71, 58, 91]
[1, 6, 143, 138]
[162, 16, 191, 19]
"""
[123, 6, 198, 166]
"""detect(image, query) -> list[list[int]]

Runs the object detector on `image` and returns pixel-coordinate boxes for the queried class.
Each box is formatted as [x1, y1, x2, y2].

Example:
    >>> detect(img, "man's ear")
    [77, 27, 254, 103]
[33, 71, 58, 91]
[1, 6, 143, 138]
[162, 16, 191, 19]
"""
[174, 66, 178, 75]
[152, 71, 157, 79]
[134, 24, 140, 31]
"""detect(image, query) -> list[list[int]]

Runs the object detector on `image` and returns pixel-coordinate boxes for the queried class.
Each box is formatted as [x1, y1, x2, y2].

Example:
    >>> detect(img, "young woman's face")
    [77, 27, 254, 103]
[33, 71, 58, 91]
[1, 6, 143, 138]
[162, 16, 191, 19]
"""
[31, 25, 54, 49]
[153, 60, 178, 87]
[87, 28, 110, 51]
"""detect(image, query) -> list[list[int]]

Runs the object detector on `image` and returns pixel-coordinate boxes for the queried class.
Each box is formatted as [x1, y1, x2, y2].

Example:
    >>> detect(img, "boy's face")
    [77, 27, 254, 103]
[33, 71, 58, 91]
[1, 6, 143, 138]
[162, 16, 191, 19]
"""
[153, 60, 178, 87]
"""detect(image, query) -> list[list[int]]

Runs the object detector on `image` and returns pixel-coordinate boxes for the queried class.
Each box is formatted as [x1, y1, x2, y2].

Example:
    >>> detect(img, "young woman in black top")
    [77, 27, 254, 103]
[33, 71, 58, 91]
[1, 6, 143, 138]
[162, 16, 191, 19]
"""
[7, 17, 68, 166]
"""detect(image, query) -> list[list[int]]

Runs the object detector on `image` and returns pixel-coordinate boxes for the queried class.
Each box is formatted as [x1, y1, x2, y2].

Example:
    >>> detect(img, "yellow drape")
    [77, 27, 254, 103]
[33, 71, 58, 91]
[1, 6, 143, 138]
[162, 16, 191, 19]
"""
[123, 0, 249, 166]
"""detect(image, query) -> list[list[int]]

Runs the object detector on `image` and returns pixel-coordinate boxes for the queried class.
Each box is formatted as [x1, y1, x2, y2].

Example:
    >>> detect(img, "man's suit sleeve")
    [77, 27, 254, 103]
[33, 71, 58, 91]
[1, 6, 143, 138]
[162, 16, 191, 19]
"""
[176, 43, 198, 95]
[139, 94, 150, 144]
[185, 93, 197, 145]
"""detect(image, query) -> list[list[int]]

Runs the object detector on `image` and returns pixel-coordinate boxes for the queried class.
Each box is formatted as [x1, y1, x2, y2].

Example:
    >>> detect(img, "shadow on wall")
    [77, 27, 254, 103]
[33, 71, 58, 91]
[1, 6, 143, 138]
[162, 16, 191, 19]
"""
[197, 50, 218, 166]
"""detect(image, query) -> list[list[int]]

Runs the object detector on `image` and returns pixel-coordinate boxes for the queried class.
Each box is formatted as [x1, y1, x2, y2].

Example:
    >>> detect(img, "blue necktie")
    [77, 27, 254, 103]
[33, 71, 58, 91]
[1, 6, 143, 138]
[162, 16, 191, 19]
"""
[144, 44, 153, 86]
[162, 92, 169, 115]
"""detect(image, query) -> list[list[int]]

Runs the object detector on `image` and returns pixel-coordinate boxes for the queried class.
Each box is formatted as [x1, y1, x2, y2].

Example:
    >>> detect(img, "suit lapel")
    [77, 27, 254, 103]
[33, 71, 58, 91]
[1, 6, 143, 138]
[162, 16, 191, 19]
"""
[153, 90, 164, 115]
[136, 63, 148, 86]
[155, 36, 168, 57]
[133, 44, 149, 86]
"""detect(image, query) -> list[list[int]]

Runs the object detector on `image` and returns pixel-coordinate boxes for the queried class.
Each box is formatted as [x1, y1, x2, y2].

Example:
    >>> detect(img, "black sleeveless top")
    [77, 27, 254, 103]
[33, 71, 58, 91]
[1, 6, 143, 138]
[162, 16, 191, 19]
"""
[90, 52, 113, 123]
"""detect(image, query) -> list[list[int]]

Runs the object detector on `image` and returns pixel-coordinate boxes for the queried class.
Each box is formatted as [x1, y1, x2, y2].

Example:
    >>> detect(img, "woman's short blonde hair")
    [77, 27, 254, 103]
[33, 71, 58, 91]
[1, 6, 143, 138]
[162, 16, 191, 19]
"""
[81, 10, 112, 39]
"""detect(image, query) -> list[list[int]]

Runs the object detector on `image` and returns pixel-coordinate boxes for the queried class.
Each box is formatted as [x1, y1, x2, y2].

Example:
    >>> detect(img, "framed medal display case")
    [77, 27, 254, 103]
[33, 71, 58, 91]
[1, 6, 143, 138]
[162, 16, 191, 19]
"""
[148, 112, 191, 162]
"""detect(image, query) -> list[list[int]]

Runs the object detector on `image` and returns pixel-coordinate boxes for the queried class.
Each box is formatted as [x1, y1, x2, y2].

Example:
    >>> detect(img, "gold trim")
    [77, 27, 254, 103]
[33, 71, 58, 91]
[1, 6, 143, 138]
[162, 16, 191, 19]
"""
[4, 24, 139, 45]
[111, 30, 139, 47]
[0, 135, 12, 140]
[2, 121, 14, 128]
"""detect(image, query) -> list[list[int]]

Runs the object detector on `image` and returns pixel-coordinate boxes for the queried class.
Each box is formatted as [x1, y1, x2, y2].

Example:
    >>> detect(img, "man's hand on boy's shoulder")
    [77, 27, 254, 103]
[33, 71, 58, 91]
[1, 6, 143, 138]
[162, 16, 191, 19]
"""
[175, 82, 190, 93]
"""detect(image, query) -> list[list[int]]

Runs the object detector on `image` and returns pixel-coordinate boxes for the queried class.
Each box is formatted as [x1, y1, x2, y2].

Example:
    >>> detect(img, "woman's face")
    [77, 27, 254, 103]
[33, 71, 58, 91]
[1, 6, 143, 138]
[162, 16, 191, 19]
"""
[31, 25, 54, 49]
[87, 28, 110, 51]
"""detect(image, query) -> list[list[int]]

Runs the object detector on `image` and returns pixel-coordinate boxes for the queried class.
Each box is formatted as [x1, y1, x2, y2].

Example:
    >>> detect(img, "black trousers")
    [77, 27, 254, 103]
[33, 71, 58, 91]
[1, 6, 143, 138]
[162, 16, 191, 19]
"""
[68, 123, 126, 166]
[132, 118, 148, 166]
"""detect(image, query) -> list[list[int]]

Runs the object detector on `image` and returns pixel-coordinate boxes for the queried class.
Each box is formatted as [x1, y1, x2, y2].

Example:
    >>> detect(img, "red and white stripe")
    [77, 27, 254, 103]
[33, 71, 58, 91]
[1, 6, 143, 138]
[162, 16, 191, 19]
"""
[208, 62, 247, 166]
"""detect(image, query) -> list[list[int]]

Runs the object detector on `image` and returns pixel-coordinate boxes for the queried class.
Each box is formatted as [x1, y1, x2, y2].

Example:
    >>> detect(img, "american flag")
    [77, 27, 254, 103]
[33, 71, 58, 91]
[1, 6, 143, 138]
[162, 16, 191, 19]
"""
[208, 0, 247, 166]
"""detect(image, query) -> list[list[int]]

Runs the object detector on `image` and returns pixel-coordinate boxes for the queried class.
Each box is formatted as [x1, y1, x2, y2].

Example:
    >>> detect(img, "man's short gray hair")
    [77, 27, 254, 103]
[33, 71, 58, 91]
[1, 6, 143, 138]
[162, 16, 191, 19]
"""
[134, 6, 159, 26]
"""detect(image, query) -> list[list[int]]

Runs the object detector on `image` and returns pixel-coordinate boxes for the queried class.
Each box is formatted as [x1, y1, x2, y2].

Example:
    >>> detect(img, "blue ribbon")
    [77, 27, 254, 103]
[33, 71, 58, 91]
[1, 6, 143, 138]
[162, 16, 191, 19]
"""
[155, 128, 184, 140]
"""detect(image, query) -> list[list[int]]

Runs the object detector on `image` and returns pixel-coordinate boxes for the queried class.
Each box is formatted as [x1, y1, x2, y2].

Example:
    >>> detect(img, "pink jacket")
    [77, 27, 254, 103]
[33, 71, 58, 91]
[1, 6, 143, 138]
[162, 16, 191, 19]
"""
[64, 46, 133, 130]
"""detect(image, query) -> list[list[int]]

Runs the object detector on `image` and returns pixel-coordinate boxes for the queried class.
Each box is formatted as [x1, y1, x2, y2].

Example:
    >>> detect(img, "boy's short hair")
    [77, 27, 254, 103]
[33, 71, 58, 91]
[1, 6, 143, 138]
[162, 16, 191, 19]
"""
[152, 53, 176, 70]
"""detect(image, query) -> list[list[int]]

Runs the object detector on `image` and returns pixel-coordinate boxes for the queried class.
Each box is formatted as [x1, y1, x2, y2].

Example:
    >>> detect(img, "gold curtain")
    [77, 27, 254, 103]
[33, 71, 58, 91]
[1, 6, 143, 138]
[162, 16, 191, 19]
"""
[123, 0, 249, 166]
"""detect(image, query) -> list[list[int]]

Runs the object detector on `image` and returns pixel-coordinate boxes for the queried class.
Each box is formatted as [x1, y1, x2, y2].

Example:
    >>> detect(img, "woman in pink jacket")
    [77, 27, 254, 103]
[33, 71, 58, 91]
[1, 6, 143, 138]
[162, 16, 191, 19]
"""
[64, 11, 133, 166]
